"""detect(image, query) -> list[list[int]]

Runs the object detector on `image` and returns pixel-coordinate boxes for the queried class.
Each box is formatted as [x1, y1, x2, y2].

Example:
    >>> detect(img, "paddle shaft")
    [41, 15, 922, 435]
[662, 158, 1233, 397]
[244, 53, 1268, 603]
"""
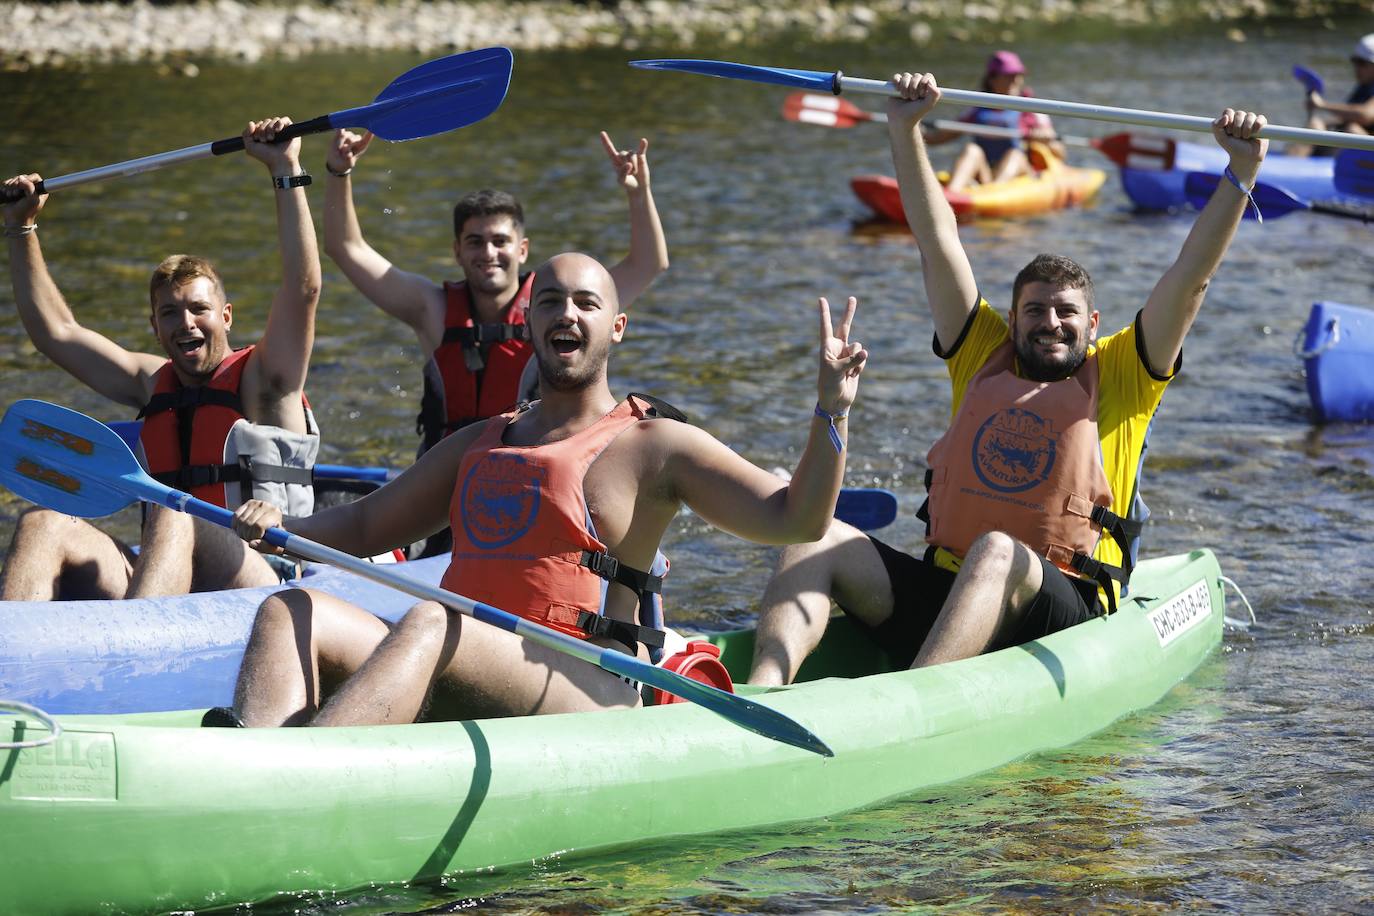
[144, 486, 830, 755]
[834, 74, 1374, 151]
[22, 116, 334, 197]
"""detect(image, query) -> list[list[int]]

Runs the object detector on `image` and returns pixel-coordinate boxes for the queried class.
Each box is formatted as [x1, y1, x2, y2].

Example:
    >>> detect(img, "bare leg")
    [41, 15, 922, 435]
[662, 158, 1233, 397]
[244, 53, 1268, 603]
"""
[912, 531, 1042, 668]
[234, 588, 389, 727]
[129, 504, 280, 598]
[748, 521, 894, 686]
[0, 507, 133, 601]
[991, 147, 1032, 183]
[315, 601, 641, 727]
[947, 142, 991, 192]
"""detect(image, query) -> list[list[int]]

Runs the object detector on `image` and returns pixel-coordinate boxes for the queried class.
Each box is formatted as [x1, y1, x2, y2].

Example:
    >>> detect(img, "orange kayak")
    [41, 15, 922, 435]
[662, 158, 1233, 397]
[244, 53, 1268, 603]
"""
[852, 152, 1106, 222]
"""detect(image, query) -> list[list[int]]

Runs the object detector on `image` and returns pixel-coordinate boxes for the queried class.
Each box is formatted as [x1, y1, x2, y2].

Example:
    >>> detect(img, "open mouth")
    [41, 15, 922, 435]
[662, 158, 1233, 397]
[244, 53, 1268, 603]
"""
[550, 330, 583, 356]
[176, 338, 205, 357]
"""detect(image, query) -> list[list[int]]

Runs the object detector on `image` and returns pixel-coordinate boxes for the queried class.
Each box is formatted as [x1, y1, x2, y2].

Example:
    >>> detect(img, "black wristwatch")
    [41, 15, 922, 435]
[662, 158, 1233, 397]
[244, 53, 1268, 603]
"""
[272, 173, 313, 190]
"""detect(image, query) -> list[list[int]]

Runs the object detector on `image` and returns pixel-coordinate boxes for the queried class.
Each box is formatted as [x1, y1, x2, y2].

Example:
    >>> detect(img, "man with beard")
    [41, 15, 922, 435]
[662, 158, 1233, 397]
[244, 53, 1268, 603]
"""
[0, 117, 322, 601]
[748, 72, 1268, 685]
[221, 252, 866, 726]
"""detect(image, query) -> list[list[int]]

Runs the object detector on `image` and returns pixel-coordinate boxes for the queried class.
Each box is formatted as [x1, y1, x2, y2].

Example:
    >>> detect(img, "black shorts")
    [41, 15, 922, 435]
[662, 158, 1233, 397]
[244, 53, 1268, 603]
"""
[850, 536, 1101, 669]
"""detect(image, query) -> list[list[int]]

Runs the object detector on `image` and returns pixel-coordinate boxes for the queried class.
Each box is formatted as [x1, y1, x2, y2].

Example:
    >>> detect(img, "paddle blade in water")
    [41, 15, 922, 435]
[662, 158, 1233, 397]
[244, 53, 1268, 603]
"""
[1292, 65, 1325, 96]
[631, 59, 838, 93]
[1334, 149, 1374, 198]
[0, 400, 142, 518]
[333, 47, 513, 142]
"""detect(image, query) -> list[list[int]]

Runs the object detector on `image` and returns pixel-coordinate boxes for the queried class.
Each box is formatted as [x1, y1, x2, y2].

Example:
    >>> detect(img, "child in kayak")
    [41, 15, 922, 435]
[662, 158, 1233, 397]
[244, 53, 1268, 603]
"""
[225, 253, 866, 727]
[920, 51, 1064, 192]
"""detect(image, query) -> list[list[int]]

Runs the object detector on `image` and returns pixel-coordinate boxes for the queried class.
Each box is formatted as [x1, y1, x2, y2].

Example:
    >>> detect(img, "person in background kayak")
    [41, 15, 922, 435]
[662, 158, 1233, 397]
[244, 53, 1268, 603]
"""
[920, 51, 1064, 192]
[1293, 33, 1374, 157]
[223, 252, 866, 727]
[748, 72, 1268, 686]
[0, 118, 322, 601]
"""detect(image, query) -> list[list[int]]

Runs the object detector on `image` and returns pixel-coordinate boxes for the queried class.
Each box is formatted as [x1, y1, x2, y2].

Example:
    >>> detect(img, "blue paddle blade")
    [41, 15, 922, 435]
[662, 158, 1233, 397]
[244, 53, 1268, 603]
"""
[1334, 148, 1374, 198]
[331, 46, 513, 142]
[630, 59, 837, 93]
[1292, 65, 1325, 96]
[836, 487, 898, 531]
[0, 400, 143, 518]
[1182, 171, 1304, 219]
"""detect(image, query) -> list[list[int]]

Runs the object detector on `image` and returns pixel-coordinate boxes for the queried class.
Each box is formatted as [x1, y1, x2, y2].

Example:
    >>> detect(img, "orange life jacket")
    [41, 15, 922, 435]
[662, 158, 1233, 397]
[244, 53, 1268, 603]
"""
[137, 345, 318, 512]
[922, 341, 1140, 610]
[417, 273, 535, 453]
[442, 395, 685, 652]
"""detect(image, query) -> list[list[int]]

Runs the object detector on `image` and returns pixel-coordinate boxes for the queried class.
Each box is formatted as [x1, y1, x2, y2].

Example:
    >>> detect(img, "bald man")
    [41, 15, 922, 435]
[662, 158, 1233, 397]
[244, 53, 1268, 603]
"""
[222, 252, 867, 727]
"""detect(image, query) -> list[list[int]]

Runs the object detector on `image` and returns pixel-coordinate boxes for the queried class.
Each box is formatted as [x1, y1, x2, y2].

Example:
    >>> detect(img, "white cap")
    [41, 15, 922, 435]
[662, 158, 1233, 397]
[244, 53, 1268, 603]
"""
[1354, 33, 1374, 64]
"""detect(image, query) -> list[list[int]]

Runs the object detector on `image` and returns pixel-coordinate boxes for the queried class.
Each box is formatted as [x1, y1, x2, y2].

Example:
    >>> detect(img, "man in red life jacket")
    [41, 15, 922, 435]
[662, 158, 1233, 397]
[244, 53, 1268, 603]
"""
[225, 252, 865, 726]
[748, 72, 1269, 685]
[0, 117, 322, 600]
[321, 129, 668, 457]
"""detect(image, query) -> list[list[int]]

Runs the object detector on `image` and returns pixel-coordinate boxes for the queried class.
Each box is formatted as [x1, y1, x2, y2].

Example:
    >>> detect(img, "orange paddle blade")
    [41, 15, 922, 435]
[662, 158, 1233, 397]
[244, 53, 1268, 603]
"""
[781, 91, 876, 129]
[1094, 132, 1176, 170]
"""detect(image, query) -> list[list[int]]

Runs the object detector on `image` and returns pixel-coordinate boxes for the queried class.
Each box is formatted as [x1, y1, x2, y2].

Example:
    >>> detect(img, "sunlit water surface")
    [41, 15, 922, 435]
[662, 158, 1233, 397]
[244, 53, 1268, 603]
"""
[3, 20, 1372, 913]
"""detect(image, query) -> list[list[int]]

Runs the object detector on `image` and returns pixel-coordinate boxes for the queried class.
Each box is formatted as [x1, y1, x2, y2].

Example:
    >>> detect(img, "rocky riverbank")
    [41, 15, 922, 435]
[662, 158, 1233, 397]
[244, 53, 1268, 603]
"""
[3, 0, 1366, 70]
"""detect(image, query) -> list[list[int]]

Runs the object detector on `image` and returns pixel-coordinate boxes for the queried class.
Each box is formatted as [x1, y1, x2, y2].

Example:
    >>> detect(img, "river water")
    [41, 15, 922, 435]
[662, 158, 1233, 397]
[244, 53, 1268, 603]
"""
[3, 19, 1373, 914]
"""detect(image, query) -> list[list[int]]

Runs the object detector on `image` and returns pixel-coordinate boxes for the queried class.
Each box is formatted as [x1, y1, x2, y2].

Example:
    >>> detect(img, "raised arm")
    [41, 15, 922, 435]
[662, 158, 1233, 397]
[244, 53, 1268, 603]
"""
[601, 132, 669, 309]
[240, 117, 322, 408]
[885, 73, 980, 351]
[321, 129, 446, 353]
[668, 296, 867, 544]
[1138, 109, 1268, 376]
[2, 175, 163, 408]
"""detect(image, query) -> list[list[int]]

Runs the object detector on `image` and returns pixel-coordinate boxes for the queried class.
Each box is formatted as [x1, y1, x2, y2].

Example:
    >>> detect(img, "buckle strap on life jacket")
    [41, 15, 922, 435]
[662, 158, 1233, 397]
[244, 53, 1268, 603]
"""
[579, 549, 664, 596]
[442, 323, 531, 346]
[1066, 550, 1127, 616]
[574, 610, 667, 650]
[151, 456, 314, 492]
[136, 386, 243, 419]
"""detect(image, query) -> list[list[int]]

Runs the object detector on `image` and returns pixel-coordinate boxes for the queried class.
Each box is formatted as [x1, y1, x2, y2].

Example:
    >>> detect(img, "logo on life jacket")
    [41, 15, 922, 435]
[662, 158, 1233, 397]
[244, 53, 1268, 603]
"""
[971, 408, 1057, 494]
[459, 452, 544, 549]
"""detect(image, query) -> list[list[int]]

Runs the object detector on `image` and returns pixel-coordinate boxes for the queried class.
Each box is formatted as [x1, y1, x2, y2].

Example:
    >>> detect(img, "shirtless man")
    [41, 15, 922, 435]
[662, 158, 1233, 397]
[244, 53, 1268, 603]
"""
[0, 118, 321, 600]
[1293, 33, 1374, 157]
[226, 252, 864, 726]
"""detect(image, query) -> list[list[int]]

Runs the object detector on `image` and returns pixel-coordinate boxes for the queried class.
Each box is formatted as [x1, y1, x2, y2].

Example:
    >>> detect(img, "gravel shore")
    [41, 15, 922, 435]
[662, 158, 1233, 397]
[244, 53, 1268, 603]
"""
[3, 0, 1366, 70]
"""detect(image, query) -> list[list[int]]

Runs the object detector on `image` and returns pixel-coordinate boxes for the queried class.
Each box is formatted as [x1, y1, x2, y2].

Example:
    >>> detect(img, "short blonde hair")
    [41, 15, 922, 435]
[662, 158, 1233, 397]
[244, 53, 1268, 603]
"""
[149, 255, 225, 308]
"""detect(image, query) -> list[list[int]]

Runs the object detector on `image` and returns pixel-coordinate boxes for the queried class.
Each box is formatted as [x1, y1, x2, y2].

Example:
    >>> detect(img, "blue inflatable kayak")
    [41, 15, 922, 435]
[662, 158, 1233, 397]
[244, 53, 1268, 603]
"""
[1121, 140, 1337, 211]
[1299, 301, 1374, 423]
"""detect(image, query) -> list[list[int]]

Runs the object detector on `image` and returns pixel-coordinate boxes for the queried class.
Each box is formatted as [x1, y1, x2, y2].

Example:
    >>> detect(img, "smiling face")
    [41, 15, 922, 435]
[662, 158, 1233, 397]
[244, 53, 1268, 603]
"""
[454, 213, 529, 299]
[1010, 281, 1098, 382]
[147, 262, 233, 383]
[528, 253, 626, 393]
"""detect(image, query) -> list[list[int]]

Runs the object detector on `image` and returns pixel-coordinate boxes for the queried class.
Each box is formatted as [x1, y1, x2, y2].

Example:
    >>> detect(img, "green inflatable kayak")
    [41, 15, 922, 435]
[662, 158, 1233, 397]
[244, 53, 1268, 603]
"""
[0, 549, 1225, 914]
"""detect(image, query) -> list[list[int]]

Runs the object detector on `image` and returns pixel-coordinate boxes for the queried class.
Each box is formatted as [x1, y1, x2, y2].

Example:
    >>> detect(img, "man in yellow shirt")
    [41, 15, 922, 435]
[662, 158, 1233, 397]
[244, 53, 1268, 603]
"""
[749, 72, 1268, 685]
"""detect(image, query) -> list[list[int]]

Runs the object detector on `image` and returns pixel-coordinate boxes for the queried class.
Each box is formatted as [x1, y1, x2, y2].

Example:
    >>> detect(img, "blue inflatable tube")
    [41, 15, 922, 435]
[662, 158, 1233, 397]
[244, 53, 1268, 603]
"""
[1299, 301, 1374, 423]
[1121, 140, 1338, 211]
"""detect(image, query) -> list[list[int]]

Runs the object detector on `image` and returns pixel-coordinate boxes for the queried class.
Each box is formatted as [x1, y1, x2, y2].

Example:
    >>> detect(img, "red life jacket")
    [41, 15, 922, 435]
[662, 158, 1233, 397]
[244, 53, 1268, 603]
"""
[442, 395, 684, 651]
[417, 273, 535, 453]
[137, 345, 318, 511]
[922, 341, 1139, 609]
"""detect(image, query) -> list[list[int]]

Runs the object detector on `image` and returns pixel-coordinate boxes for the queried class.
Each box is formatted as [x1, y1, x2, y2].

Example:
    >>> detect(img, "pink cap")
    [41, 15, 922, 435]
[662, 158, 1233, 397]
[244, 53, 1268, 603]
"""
[987, 50, 1026, 76]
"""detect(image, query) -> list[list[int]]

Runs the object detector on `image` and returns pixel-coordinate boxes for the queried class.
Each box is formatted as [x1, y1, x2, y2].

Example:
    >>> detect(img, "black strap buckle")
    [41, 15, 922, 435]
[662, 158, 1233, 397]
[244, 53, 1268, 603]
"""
[581, 550, 620, 581]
